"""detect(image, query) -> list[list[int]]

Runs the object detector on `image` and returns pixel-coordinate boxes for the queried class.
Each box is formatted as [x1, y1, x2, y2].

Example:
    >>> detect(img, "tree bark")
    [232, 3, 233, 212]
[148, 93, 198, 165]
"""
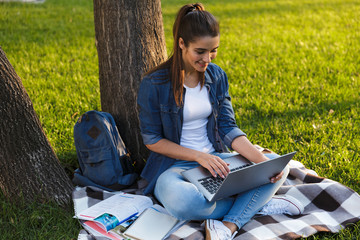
[0, 47, 73, 206]
[93, 0, 167, 172]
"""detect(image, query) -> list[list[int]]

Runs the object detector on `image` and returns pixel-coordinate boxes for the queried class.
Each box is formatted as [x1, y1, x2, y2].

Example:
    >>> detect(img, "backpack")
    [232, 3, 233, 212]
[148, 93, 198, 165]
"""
[72, 110, 138, 191]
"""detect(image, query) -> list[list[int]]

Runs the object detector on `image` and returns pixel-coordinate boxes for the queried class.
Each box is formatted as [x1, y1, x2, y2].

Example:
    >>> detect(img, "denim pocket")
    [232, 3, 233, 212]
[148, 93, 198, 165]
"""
[160, 104, 180, 128]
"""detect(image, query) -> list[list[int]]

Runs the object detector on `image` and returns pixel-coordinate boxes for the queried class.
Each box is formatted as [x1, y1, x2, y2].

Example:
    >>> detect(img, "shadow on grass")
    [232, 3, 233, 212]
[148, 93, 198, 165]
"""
[57, 149, 78, 180]
[0, 190, 79, 240]
[236, 97, 359, 127]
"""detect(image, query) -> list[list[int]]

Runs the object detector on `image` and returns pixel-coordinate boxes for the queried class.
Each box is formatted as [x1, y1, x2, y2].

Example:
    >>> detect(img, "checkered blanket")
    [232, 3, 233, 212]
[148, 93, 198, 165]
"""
[73, 160, 360, 240]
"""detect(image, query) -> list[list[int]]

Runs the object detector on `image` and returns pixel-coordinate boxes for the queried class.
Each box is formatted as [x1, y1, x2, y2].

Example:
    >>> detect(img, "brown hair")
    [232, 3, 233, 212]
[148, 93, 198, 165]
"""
[147, 3, 219, 106]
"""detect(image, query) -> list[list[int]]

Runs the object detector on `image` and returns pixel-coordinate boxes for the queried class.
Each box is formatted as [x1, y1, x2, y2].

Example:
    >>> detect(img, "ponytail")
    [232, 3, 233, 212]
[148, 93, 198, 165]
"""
[146, 3, 219, 106]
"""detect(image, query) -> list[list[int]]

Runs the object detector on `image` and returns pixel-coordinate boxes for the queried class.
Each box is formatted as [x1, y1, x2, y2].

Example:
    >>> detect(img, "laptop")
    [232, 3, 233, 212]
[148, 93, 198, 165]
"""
[182, 152, 296, 202]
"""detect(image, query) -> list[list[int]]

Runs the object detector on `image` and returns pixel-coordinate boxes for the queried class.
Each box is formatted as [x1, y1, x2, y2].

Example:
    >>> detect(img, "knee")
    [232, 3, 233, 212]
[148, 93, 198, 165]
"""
[158, 187, 203, 220]
[264, 153, 280, 160]
[166, 195, 195, 219]
[155, 167, 183, 195]
[155, 182, 210, 220]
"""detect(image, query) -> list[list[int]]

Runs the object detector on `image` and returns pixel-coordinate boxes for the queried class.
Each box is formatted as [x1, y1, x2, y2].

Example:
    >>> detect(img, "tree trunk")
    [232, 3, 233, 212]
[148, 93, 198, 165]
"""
[0, 47, 73, 206]
[93, 0, 167, 172]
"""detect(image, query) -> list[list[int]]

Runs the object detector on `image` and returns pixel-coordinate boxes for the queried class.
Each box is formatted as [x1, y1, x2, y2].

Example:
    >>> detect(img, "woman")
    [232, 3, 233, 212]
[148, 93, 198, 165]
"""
[137, 3, 303, 239]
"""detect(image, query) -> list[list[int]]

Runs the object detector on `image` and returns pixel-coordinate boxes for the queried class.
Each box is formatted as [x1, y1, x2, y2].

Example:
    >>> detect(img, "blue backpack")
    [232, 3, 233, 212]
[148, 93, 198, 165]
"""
[72, 110, 138, 191]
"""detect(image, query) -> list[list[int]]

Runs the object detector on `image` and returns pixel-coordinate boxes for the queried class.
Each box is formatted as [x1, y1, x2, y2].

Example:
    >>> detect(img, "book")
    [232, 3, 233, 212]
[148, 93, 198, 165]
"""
[75, 192, 186, 240]
[75, 192, 153, 232]
[82, 220, 124, 240]
[110, 214, 138, 235]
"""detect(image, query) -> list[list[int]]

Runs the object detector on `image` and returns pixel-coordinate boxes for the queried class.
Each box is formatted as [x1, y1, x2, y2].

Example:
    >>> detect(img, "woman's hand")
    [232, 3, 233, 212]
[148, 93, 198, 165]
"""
[270, 171, 284, 183]
[231, 136, 285, 183]
[195, 152, 230, 178]
[146, 139, 230, 178]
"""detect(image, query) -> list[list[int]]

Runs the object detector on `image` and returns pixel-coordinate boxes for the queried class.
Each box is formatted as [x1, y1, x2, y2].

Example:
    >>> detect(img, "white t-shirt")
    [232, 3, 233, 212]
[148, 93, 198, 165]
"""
[180, 83, 215, 153]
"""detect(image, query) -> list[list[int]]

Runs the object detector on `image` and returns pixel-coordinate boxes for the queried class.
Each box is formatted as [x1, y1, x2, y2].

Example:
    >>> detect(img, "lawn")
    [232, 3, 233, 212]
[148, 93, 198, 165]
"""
[0, 0, 359, 239]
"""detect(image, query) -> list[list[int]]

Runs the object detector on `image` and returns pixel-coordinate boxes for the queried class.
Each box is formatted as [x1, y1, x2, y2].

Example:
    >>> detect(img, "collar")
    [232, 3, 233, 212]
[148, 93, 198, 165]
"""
[205, 68, 213, 85]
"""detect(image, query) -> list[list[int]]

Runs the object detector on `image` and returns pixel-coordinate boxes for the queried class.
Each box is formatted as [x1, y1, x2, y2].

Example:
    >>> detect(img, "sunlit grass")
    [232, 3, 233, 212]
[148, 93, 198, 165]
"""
[0, 0, 359, 238]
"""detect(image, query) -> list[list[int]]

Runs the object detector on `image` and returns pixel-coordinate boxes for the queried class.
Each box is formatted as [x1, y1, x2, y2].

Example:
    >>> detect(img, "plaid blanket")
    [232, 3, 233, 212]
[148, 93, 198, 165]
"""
[73, 160, 360, 240]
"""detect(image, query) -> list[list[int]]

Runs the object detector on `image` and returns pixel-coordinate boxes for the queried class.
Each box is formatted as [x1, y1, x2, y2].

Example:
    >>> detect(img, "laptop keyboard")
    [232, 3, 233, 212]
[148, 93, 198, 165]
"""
[198, 163, 251, 194]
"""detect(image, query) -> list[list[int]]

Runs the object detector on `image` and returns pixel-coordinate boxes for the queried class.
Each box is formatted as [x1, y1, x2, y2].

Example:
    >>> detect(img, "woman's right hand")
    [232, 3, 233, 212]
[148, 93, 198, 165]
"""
[146, 139, 230, 178]
[195, 152, 230, 178]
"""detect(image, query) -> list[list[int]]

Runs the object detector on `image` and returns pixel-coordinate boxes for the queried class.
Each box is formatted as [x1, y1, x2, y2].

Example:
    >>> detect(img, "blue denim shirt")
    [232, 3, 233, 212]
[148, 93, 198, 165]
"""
[137, 63, 246, 194]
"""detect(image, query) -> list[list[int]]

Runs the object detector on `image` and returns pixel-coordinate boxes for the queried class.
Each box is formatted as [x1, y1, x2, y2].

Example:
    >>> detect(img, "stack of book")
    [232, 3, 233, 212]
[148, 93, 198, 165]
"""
[74, 193, 186, 240]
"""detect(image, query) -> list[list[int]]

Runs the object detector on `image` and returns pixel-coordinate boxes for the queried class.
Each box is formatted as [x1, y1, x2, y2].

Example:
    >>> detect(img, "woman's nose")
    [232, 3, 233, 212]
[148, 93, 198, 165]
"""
[203, 52, 211, 63]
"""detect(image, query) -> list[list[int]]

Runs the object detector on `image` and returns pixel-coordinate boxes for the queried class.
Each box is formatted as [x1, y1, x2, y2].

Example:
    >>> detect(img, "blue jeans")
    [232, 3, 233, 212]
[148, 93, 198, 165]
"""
[154, 153, 290, 229]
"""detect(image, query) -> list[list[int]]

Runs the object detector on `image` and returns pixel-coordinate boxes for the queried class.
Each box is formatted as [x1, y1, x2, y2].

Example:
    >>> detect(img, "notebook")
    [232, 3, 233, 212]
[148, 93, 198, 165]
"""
[123, 207, 183, 240]
[182, 152, 296, 202]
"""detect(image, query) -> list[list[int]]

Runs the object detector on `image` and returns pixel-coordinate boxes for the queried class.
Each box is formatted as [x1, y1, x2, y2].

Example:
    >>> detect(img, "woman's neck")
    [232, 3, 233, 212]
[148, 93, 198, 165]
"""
[184, 71, 199, 88]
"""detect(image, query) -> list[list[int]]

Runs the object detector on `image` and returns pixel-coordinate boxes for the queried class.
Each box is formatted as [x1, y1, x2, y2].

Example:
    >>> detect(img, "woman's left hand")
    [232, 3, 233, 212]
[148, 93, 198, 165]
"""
[270, 171, 284, 183]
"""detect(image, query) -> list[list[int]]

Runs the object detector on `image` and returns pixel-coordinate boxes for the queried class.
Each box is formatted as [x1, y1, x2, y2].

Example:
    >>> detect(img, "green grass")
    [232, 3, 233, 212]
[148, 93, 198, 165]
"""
[0, 0, 359, 239]
[0, 0, 100, 176]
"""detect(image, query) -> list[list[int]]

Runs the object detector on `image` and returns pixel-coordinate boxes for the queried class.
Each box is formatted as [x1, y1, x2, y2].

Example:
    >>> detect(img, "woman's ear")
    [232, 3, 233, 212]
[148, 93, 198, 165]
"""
[178, 37, 185, 50]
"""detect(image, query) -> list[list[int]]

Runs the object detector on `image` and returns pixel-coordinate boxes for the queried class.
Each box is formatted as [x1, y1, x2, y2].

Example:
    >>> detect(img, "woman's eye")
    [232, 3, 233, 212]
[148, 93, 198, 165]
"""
[196, 51, 204, 54]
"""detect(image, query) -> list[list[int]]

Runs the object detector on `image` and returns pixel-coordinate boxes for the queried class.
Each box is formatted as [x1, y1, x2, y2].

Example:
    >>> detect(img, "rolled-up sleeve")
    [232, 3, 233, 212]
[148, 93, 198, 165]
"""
[216, 71, 246, 148]
[137, 77, 163, 145]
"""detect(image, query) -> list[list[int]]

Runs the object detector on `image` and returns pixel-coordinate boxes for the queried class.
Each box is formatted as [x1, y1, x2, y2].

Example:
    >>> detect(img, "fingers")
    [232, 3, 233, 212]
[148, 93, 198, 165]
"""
[270, 171, 284, 183]
[206, 155, 230, 178]
[196, 153, 231, 178]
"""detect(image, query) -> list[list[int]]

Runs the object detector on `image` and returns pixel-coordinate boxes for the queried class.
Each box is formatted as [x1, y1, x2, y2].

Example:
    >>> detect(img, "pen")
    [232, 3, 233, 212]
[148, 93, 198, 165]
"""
[119, 212, 138, 225]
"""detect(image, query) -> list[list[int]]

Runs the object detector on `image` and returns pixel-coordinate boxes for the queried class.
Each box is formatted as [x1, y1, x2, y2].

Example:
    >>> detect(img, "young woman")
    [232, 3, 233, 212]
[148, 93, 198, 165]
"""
[137, 3, 303, 240]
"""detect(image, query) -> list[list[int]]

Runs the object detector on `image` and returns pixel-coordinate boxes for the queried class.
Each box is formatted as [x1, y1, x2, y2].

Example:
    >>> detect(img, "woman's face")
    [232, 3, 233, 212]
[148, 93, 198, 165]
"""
[179, 35, 220, 73]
